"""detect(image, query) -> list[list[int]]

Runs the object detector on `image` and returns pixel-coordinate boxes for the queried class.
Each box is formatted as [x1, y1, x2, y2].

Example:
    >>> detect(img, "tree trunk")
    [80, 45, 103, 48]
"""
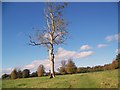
[49, 12, 55, 78]
[49, 44, 55, 78]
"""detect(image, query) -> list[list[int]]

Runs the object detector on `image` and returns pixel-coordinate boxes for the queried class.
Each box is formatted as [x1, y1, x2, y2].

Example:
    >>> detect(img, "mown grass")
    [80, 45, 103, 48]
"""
[2, 69, 118, 88]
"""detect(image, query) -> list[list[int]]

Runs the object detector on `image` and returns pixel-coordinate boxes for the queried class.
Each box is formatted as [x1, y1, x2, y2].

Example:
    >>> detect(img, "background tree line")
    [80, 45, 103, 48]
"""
[2, 64, 45, 79]
[2, 54, 120, 79]
[58, 54, 119, 75]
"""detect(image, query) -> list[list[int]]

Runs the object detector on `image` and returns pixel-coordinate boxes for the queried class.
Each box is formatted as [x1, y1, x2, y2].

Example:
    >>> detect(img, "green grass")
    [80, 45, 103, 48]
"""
[2, 69, 118, 88]
[0, 79, 2, 89]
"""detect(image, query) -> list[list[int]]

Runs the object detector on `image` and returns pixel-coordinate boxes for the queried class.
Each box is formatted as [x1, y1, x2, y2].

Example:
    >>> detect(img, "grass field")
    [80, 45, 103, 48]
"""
[0, 79, 1, 89]
[2, 69, 119, 88]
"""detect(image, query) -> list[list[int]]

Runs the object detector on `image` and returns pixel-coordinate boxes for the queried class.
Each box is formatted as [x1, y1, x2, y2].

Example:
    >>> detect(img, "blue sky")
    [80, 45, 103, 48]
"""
[2, 2, 118, 74]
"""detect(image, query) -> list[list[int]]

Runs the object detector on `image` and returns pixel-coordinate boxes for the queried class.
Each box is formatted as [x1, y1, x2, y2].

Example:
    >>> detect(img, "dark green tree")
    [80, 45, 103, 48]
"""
[22, 69, 30, 78]
[2, 74, 10, 79]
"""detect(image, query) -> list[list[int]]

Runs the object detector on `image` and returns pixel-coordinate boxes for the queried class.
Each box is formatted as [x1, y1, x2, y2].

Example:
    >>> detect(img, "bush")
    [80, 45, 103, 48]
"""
[37, 64, 45, 77]
[58, 67, 66, 75]
[30, 71, 38, 77]
[2, 74, 10, 79]
[17, 70, 22, 78]
[77, 67, 86, 73]
[22, 69, 30, 78]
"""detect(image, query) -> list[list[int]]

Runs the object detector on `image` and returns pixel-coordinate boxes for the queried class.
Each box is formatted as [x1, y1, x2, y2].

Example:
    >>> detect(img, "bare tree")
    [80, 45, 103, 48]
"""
[29, 3, 68, 78]
[61, 60, 66, 67]
[57, 60, 67, 75]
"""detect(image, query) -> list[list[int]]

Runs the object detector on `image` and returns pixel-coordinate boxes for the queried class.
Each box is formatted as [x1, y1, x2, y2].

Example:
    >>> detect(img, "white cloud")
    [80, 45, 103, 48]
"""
[55, 47, 76, 60]
[23, 64, 35, 70]
[105, 33, 120, 42]
[55, 47, 94, 60]
[97, 44, 107, 48]
[22, 59, 50, 72]
[2, 47, 94, 75]
[75, 51, 94, 59]
[80, 45, 92, 50]
[2, 68, 13, 75]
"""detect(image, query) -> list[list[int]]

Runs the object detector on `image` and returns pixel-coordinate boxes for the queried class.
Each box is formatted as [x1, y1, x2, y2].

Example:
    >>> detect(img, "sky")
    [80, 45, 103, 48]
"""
[2, 2, 119, 74]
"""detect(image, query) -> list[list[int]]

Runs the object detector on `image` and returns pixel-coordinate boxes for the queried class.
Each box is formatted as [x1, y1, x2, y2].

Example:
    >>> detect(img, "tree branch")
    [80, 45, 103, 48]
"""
[29, 35, 51, 46]
[53, 33, 60, 41]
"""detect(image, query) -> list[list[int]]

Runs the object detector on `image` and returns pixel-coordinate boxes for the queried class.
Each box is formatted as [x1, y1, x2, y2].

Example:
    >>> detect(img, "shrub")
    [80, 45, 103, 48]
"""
[17, 70, 22, 78]
[2, 74, 10, 79]
[22, 69, 30, 78]
[30, 71, 38, 77]
[58, 67, 66, 75]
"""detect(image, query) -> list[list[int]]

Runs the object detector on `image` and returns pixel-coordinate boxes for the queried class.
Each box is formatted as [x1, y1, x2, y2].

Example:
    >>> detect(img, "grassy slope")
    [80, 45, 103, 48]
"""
[2, 69, 118, 88]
